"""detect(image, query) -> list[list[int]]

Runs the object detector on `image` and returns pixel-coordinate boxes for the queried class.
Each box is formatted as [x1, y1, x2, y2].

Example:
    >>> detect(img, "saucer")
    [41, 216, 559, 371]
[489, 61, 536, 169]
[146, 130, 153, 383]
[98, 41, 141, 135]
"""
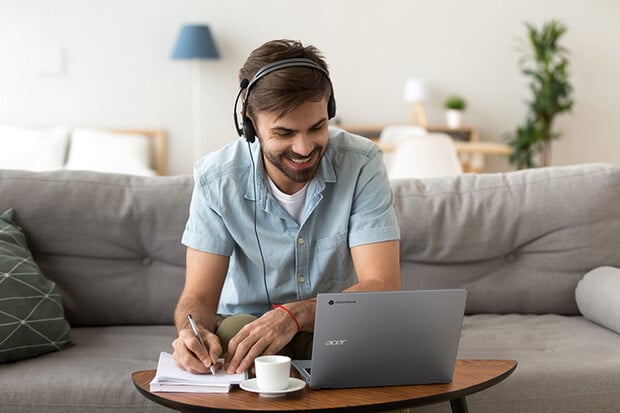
[239, 378, 306, 397]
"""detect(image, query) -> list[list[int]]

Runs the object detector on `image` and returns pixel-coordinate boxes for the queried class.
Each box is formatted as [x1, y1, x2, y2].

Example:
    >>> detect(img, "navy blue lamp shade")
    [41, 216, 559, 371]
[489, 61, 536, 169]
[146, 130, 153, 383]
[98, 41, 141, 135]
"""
[171, 24, 220, 59]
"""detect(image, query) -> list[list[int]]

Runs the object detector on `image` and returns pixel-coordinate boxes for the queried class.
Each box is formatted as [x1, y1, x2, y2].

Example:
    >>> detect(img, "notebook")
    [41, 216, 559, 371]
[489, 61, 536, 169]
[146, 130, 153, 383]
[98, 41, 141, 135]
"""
[150, 352, 247, 393]
[292, 289, 467, 389]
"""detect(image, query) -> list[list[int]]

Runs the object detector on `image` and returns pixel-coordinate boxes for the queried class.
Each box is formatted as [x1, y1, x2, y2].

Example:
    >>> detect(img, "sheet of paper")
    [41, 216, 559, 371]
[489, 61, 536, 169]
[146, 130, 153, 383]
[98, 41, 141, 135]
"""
[153, 351, 246, 385]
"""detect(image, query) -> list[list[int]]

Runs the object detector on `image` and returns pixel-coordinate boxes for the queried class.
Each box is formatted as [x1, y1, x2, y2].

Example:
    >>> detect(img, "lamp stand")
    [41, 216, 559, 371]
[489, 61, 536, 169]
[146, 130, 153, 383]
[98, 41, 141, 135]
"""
[408, 102, 427, 128]
[192, 60, 204, 160]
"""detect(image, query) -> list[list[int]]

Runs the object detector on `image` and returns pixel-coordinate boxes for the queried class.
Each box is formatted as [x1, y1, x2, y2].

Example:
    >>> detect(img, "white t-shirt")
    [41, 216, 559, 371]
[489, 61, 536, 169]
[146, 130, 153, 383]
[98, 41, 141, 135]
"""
[268, 178, 309, 224]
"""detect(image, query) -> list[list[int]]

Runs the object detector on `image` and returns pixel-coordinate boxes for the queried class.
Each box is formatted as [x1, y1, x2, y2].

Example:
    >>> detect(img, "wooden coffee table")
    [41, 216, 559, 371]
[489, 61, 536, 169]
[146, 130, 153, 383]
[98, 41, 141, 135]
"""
[132, 359, 517, 413]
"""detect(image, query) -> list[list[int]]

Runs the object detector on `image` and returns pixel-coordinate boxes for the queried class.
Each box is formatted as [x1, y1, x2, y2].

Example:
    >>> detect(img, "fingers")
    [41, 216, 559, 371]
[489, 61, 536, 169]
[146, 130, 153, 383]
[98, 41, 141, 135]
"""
[226, 331, 271, 374]
[172, 328, 222, 374]
[225, 310, 296, 374]
[204, 332, 223, 368]
[172, 335, 209, 374]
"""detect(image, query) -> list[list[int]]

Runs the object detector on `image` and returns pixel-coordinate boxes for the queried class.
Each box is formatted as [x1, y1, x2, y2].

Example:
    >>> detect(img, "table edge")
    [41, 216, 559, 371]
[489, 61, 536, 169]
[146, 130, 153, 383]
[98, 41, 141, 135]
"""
[132, 359, 518, 413]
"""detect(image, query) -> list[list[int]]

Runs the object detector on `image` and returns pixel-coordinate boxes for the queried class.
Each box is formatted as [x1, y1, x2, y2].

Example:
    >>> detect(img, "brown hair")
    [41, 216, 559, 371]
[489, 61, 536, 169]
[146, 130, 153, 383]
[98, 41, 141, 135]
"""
[239, 39, 332, 120]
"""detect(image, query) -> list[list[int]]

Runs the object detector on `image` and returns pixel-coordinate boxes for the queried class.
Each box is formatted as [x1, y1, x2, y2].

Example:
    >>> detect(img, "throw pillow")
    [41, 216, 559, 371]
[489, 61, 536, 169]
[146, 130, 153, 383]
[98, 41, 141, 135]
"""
[0, 209, 72, 363]
[0, 124, 69, 171]
[575, 266, 620, 335]
[64, 128, 155, 175]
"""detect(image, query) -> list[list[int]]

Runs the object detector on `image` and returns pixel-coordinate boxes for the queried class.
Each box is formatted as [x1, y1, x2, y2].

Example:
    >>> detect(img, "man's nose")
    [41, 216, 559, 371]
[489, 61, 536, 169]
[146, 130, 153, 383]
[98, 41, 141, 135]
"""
[290, 133, 314, 156]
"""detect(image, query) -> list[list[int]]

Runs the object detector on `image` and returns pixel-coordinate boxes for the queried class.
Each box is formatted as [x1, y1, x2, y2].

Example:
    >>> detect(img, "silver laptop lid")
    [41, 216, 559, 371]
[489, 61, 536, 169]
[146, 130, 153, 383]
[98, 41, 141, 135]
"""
[306, 289, 467, 389]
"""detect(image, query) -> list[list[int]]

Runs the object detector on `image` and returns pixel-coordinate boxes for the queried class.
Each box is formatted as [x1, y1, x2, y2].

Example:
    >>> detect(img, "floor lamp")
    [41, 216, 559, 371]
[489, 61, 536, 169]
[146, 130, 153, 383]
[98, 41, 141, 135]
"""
[403, 78, 428, 128]
[171, 24, 220, 160]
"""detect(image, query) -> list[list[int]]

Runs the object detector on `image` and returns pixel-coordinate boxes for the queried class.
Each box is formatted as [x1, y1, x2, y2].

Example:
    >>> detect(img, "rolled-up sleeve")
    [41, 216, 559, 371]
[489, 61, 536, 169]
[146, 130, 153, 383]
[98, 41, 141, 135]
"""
[181, 169, 236, 256]
[348, 149, 400, 247]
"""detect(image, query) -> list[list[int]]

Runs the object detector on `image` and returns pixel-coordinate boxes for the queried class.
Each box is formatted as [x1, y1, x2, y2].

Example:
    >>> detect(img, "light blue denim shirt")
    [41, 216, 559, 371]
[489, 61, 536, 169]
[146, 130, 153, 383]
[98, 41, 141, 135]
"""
[182, 127, 400, 316]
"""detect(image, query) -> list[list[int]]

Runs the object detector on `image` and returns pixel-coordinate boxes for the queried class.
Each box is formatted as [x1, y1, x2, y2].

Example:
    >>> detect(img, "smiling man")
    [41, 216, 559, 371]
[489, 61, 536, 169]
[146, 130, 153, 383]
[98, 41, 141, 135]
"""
[172, 39, 401, 375]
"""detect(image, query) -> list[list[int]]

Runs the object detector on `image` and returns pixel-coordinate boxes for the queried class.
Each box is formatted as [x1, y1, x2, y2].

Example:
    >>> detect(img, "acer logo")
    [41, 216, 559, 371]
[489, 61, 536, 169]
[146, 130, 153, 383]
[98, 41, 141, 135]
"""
[324, 339, 347, 346]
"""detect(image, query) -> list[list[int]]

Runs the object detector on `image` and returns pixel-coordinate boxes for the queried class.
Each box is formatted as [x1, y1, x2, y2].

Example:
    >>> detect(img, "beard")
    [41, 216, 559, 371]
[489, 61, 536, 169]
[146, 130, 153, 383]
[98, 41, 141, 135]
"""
[262, 145, 325, 184]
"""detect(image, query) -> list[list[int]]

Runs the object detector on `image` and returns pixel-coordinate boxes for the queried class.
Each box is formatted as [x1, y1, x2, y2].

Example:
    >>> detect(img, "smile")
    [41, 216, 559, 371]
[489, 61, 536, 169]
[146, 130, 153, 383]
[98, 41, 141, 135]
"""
[289, 155, 313, 164]
[285, 148, 320, 169]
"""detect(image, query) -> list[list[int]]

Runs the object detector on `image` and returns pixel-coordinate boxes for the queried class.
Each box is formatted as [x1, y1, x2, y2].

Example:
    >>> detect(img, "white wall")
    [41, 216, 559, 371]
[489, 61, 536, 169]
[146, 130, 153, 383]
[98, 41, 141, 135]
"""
[1, 0, 619, 175]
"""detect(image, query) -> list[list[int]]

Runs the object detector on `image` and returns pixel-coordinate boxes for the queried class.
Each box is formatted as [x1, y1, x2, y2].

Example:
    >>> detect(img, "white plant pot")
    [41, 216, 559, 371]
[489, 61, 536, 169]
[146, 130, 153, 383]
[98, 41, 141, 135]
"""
[446, 109, 463, 128]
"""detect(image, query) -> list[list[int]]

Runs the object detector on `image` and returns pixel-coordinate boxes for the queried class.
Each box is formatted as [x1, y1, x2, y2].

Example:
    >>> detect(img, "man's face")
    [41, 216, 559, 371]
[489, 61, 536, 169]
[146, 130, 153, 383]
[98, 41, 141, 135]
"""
[253, 99, 329, 195]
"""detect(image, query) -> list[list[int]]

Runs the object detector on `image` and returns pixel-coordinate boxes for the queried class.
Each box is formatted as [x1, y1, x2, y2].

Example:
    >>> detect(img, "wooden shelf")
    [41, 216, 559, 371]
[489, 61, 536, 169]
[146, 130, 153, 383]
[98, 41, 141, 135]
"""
[337, 123, 478, 142]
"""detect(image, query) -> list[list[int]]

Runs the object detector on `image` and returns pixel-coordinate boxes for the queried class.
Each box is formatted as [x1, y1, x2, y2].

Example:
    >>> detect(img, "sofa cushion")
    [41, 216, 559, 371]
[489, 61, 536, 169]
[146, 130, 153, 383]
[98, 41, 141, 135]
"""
[0, 209, 72, 362]
[575, 266, 620, 334]
[393, 163, 620, 314]
[0, 326, 174, 413]
[416, 314, 620, 413]
[0, 170, 191, 326]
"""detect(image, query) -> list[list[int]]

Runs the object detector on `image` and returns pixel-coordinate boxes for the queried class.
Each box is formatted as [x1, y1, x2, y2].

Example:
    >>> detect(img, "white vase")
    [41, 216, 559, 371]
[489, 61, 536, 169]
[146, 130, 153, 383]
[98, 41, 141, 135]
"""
[446, 110, 463, 128]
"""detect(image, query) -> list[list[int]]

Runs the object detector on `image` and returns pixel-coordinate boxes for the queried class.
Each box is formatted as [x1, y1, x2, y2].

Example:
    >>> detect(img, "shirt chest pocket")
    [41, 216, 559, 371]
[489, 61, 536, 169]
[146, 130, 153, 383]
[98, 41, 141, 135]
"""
[315, 232, 354, 282]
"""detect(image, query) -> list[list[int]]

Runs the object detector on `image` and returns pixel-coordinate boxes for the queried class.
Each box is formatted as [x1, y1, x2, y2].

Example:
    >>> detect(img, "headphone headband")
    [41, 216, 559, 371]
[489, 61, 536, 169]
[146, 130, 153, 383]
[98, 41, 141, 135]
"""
[247, 58, 330, 92]
[233, 58, 336, 143]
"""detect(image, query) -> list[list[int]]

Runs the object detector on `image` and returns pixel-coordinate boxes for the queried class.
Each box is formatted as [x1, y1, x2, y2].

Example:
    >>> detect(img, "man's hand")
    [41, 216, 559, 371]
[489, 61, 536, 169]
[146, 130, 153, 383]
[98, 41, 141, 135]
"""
[172, 327, 223, 374]
[224, 306, 298, 374]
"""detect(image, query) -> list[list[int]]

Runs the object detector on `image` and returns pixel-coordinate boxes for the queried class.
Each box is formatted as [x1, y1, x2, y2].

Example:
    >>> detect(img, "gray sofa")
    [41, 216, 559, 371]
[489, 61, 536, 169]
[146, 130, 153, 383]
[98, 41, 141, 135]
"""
[1, 163, 619, 413]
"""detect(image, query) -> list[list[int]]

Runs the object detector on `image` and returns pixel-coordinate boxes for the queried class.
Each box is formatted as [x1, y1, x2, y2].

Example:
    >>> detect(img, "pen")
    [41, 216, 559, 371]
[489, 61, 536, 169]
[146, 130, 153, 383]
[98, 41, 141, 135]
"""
[187, 314, 216, 375]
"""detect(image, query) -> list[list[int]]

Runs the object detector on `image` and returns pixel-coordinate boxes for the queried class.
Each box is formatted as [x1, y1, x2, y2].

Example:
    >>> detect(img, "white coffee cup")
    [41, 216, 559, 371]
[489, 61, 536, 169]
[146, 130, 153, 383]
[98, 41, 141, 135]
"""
[254, 355, 291, 391]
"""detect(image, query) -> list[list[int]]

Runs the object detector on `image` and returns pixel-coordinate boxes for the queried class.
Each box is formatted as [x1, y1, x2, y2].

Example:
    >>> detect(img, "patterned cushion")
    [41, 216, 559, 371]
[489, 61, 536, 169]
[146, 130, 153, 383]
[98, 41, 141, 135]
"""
[0, 209, 72, 363]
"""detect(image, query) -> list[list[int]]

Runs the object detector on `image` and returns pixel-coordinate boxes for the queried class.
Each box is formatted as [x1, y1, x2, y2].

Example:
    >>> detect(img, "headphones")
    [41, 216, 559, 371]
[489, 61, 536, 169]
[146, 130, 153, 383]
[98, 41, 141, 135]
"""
[233, 58, 336, 143]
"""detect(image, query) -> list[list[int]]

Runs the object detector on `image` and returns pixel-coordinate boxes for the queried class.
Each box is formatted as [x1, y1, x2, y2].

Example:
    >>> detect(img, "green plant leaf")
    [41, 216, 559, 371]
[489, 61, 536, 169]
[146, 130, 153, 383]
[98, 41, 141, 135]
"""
[444, 95, 467, 110]
[508, 19, 573, 169]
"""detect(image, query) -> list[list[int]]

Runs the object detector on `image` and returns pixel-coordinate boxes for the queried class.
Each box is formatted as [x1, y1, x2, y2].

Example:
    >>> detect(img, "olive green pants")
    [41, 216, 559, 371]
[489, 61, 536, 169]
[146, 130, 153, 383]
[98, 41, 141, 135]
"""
[215, 314, 314, 359]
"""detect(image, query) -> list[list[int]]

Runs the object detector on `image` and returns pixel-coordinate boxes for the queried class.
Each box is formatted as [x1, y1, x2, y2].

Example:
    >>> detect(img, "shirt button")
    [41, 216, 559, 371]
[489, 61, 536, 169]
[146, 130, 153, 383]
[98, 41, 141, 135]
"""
[298, 276, 305, 283]
[297, 237, 304, 245]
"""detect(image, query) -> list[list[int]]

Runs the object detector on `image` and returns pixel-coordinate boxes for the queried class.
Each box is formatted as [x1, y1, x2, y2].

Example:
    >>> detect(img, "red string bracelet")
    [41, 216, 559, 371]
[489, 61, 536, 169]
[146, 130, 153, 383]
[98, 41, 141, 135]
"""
[272, 304, 301, 333]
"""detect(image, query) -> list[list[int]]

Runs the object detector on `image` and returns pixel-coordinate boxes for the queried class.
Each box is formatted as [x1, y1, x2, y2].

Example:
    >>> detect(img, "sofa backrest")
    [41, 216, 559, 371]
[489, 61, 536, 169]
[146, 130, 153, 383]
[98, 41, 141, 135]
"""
[2, 164, 619, 325]
[0, 170, 191, 326]
[392, 163, 620, 315]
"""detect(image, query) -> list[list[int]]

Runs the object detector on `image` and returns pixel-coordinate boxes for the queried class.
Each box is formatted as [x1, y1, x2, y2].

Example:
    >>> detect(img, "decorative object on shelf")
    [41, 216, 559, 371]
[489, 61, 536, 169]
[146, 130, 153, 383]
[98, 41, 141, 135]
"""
[443, 95, 467, 129]
[171, 24, 220, 160]
[508, 20, 573, 169]
[403, 78, 428, 127]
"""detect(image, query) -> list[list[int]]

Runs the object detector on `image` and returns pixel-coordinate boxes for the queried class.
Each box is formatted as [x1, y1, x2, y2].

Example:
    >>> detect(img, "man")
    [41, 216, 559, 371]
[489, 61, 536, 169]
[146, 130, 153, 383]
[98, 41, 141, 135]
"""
[172, 39, 401, 375]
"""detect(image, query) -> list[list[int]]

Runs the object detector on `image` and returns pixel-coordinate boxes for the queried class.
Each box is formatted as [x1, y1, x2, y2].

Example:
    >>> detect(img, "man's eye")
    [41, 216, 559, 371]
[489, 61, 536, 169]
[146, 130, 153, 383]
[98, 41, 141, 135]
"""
[311, 123, 326, 131]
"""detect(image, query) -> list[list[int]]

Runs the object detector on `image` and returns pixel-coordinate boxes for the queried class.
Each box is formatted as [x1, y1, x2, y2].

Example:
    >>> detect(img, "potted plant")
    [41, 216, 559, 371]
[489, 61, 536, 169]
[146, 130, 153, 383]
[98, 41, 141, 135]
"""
[508, 20, 574, 169]
[444, 95, 467, 128]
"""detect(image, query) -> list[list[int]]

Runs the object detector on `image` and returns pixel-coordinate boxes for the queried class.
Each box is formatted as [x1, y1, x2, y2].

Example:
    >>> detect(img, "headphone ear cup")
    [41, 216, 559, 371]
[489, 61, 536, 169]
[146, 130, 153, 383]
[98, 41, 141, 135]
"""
[243, 117, 256, 143]
[327, 94, 336, 119]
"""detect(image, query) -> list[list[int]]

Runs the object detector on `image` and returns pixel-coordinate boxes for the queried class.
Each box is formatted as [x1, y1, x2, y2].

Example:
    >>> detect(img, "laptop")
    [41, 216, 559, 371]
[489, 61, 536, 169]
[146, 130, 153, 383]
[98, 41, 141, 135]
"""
[292, 289, 467, 389]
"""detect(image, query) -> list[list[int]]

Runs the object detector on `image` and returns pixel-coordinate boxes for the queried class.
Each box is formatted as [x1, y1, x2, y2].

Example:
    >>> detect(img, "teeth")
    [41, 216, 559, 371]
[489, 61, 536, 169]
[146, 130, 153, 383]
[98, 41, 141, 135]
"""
[291, 156, 311, 164]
